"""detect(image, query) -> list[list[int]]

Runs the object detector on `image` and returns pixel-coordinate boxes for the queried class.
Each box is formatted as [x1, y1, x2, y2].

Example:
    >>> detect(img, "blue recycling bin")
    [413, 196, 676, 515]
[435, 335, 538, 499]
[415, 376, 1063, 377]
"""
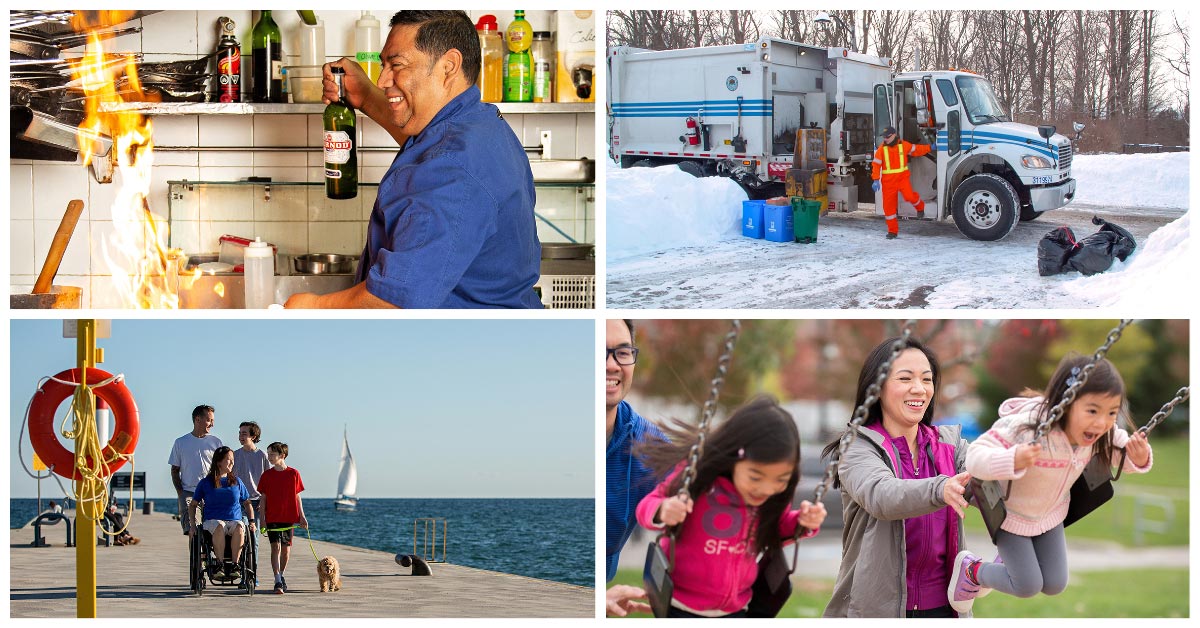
[742, 200, 765, 239]
[764, 203, 794, 243]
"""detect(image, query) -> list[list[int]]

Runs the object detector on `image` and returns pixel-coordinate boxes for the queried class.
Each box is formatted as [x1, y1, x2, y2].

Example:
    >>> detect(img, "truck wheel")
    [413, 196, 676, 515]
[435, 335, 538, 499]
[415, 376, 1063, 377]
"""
[951, 173, 1020, 241]
[677, 161, 706, 177]
[1020, 205, 1045, 222]
[630, 159, 657, 168]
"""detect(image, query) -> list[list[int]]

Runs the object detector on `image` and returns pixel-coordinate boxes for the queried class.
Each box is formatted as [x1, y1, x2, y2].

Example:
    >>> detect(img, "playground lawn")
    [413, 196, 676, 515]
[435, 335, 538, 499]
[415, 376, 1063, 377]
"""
[610, 567, 1188, 617]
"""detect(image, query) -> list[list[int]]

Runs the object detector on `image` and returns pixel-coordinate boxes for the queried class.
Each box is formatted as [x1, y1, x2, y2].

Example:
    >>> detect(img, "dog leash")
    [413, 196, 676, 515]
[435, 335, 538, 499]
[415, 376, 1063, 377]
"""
[261, 524, 320, 562]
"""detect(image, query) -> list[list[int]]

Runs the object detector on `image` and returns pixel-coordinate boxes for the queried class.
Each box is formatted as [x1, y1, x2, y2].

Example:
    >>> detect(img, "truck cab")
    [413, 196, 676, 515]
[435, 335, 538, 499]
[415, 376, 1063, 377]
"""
[875, 70, 1076, 240]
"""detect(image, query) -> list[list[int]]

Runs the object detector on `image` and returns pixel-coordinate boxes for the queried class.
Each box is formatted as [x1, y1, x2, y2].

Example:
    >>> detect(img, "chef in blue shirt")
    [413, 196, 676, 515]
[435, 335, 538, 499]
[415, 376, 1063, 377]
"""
[287, 10, 541, 309]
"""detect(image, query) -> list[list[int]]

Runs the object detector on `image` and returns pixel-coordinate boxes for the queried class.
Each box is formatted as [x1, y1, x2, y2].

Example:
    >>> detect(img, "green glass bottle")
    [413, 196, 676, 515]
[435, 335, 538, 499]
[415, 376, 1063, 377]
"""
[324, 67, 357, 199]
[251, 10, 284, 103]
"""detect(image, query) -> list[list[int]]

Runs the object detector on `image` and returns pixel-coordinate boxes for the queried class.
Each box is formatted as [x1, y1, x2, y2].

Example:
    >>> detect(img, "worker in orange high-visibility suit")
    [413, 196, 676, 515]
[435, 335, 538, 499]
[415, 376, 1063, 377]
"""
[871, 126, 932, 239]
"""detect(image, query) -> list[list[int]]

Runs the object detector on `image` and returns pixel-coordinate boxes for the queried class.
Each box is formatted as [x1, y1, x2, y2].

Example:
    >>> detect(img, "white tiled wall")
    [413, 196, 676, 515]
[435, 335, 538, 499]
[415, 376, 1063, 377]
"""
[10, 9, 597, 307]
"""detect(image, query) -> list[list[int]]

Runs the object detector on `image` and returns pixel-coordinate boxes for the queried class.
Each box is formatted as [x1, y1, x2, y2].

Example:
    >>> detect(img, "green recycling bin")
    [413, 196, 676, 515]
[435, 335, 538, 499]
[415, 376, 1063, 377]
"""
[791, 196, 821, 243]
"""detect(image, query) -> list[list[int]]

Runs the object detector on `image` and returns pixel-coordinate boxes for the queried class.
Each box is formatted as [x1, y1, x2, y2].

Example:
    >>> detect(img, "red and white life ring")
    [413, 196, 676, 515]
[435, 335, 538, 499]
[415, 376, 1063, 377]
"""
[28, 368, 139, 481]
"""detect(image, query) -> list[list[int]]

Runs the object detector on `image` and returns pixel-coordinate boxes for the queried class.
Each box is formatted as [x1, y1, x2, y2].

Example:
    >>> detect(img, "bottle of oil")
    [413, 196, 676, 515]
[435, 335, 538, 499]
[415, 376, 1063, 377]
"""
[503, 10, 532, 102]
[355, 11, 381, 84]
[324, 66, 357, 199]
[475, 15, 504, 102]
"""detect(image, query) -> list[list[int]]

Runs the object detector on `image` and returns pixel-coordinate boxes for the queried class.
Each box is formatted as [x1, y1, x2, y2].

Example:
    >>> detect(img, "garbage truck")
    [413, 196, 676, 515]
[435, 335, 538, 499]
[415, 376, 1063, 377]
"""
[608, 38, 1079, 241]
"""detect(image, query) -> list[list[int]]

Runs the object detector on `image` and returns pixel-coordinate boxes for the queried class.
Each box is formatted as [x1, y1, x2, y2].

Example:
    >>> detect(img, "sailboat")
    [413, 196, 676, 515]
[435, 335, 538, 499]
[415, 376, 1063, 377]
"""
[334, 427, 358, 511]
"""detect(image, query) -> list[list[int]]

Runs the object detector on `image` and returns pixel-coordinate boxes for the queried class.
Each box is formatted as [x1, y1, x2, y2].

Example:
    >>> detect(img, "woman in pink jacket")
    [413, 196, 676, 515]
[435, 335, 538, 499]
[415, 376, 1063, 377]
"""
[952, 355, 1153, 612]
[635, 396, 827, 617]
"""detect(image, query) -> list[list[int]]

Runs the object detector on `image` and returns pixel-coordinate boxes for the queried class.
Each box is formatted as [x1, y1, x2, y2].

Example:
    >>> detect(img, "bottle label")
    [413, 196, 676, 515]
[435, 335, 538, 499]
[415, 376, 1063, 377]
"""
[356, 51, 381, 63]
[324, 131, 353, 165]
[271, 59, 283, 80]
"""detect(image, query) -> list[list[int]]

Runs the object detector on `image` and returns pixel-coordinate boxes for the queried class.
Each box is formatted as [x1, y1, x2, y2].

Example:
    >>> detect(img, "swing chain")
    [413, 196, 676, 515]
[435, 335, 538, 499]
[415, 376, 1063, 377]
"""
[1035, 319, 1132, 443]
[814, 319, 918, 504]
[678, 320, 742, 502]
[1139, 386, 1190, 435]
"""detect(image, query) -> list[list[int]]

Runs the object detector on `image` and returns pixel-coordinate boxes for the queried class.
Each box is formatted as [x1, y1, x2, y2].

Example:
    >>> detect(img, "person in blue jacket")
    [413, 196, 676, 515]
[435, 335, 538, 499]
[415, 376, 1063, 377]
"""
[288, 10, 541, 309]
[606, 319, 663, 607]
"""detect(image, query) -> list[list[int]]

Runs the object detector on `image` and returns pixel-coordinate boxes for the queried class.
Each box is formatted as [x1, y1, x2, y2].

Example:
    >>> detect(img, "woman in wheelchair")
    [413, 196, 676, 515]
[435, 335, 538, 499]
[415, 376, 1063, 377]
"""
[189, 446, 256, 576]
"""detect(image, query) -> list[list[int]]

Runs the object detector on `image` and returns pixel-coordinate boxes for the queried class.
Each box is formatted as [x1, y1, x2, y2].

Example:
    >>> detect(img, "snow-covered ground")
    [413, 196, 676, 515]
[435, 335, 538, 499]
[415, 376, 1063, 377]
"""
[606, 152, 1190, 309]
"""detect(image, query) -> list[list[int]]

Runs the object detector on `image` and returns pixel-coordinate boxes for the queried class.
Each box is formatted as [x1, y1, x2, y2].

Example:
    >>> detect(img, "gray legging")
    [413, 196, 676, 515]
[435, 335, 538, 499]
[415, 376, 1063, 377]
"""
[977, 525, 1069, 598]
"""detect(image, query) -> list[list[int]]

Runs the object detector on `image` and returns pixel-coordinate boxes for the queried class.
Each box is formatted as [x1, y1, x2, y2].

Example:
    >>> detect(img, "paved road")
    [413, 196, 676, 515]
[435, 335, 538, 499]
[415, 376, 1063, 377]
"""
[606, 203, 1183, 309]
[11, 511, 593, 618]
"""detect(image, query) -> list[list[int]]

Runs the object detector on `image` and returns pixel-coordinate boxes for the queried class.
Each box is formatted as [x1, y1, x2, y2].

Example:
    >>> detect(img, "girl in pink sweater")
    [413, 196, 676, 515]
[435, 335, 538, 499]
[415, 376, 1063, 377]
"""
[635, 396, 827, 617]
[949, 355, 1153, 612]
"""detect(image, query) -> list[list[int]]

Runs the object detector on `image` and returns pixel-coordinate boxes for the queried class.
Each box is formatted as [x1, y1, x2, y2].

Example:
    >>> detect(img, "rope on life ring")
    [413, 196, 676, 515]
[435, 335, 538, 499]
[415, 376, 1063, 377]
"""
[27, 368, 140, 483]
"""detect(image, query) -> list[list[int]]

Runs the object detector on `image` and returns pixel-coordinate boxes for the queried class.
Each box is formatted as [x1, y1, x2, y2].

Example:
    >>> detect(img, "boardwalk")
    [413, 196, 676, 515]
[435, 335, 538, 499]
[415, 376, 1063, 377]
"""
[10, 511, 594, 618]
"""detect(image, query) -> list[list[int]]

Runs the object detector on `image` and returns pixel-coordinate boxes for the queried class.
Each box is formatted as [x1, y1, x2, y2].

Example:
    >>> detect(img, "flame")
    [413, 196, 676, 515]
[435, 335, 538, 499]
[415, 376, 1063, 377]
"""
[214, 283, 225, 298]
[73, 14, 183, 308]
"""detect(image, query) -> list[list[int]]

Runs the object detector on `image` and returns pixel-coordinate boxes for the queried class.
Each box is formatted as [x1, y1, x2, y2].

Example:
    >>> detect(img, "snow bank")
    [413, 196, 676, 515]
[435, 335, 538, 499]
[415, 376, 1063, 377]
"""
[606, 166, 747, 260]
[1070, 152, 1189, 209]
[1062, 212, 1190, 307]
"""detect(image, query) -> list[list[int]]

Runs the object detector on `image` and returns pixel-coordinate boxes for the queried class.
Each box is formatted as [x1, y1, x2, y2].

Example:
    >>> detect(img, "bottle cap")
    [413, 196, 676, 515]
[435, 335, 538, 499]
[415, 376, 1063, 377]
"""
[476, 15, 497, 31]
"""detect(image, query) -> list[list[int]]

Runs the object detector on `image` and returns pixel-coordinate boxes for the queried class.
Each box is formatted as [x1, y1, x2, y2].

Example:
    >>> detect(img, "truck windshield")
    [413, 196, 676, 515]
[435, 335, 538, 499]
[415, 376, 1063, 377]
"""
[955, 75, 1010, 125]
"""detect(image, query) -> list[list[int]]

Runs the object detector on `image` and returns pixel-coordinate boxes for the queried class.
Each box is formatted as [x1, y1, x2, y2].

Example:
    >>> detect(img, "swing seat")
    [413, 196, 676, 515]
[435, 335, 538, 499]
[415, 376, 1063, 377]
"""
[642, 537, 673, 618]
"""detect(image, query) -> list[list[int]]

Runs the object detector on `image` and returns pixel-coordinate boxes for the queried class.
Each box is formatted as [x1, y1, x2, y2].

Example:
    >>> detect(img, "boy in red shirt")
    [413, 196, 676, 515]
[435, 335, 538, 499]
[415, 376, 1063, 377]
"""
[257, 442, 308, 594]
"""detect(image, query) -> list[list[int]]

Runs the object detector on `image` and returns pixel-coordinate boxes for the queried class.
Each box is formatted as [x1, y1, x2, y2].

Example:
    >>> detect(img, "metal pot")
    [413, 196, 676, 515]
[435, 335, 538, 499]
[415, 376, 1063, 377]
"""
[293, 254, 358, 275]
[541, 242, 594, 260]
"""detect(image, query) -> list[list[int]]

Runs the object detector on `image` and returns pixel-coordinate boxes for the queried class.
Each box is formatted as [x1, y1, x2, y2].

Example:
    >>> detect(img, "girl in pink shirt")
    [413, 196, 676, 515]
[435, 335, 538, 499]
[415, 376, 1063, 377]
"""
[952, 355, 1153, 612]
[635, 396, 826, 617]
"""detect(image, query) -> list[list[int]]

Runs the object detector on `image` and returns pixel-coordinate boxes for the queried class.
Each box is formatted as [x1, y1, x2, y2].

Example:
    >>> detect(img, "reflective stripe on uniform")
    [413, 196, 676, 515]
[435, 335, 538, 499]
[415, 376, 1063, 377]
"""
[881, 145, 907, 175]
[882, 213, 897, 220]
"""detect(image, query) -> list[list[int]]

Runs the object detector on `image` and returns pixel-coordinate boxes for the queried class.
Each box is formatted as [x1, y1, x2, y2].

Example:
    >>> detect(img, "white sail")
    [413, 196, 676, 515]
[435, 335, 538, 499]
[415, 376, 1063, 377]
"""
[337, 428, 357, 499]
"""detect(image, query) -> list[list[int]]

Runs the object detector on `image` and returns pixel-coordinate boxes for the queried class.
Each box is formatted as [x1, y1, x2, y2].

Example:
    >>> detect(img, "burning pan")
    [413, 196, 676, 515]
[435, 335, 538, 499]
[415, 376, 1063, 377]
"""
[293, 254, 358, 275]
[11, 285, 82, 309]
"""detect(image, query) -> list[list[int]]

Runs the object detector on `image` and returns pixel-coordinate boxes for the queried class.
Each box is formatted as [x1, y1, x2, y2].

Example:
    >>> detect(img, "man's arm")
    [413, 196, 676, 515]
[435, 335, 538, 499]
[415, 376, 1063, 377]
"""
[171, 465, 183, 493]
[322, 58, 411, 146]
[284, 281, 397, 309]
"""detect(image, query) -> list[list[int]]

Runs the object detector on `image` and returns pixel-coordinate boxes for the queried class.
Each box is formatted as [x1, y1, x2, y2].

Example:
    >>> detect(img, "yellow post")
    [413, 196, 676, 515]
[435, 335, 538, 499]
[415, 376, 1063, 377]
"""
[75, 319, 98, 618]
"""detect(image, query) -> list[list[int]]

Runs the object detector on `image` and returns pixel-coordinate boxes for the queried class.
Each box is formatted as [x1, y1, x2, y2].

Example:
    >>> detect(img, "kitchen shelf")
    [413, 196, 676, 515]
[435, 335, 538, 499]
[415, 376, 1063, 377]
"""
[101, 101, 594, 115]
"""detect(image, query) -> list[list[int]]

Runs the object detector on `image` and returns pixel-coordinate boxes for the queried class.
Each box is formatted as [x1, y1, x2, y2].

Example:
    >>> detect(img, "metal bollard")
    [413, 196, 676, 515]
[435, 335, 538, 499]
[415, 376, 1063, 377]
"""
[143, 501, 154, 515]
[395, 553, 433, 576]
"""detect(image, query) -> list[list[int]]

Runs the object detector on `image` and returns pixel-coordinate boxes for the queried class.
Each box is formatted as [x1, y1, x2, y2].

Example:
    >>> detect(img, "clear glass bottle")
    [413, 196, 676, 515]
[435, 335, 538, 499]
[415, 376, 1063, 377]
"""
[531, 31, 553, 103]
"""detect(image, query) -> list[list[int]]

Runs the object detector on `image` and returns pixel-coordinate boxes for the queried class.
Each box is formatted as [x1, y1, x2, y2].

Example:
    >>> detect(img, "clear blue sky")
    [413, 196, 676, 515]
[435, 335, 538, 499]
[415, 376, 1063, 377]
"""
[9, 319, 594, 500]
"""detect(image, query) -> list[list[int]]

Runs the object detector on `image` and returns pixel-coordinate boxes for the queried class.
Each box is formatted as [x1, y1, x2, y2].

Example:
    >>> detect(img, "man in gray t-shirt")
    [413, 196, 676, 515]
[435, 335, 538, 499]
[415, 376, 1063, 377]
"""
[169, 405, 223, 533]
[233, 420, 270, 526]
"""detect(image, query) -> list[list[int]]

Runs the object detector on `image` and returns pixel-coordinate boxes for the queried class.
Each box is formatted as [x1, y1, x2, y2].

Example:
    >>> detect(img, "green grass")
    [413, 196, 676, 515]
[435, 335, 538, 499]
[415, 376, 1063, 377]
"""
[611, 568, 1188, 618]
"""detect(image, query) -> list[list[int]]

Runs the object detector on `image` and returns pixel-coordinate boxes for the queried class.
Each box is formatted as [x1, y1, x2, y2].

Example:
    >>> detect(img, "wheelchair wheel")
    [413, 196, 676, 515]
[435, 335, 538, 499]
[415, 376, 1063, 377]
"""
[244, 532, 257, 596]
[190, 532, 205, 597]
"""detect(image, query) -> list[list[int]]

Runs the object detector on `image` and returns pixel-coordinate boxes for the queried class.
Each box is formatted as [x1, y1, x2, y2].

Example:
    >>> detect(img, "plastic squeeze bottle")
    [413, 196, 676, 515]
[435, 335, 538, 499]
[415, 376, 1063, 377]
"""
[243, 237, 274, 309]
[355, 11, 381, 84]
[475, 15, 504, 102]
[503, 10, 533, 102]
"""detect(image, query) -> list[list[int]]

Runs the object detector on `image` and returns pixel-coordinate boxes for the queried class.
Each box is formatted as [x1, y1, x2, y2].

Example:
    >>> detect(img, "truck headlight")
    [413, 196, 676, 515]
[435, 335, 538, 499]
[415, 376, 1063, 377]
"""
[1022, 155, 1054, 169]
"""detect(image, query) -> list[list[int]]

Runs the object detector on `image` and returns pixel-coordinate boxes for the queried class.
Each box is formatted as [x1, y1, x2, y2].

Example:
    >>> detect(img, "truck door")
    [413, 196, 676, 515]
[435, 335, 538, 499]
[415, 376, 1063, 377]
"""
[935, 78, 963, 209]
[872, 83, 893, 142]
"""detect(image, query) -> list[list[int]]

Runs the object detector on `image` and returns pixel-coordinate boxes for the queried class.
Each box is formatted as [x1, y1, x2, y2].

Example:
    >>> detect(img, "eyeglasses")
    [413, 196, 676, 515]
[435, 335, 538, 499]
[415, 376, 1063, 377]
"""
[606, 346, 639, 366]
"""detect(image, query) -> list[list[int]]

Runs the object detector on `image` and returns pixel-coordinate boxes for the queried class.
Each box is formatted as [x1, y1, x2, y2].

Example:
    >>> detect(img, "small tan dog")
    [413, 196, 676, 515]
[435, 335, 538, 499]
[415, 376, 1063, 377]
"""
[317, 556, 342, 592]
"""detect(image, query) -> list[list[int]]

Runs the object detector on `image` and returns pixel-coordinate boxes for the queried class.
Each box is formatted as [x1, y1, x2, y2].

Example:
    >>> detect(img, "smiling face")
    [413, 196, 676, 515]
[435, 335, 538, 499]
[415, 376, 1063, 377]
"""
[879, 348, 934, 432]
[378, 23, 461, 136]
[731, 459, 794, 507]
[1064, 392, 1122, 447]
[216, 449, 235, 475]
[605, 320, 635, 413]
[193, 410, 214, 436]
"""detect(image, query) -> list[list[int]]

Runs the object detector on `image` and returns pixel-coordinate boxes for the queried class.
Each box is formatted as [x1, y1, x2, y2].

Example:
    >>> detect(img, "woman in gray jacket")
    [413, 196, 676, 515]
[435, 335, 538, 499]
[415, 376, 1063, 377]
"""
[822, 337, 976, 618]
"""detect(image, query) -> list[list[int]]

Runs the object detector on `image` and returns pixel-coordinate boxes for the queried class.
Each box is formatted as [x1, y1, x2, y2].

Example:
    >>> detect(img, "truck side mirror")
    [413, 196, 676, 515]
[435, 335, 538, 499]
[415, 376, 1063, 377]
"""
[1038, 125, 1056, 140]
[1072, 121, 1086, 141]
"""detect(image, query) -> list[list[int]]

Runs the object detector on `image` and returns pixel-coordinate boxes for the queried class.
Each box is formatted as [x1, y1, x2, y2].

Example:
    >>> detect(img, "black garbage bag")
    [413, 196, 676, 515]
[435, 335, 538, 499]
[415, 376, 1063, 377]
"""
[1066, 216, 1138, 276]
[1037, 226, 1079, 276]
